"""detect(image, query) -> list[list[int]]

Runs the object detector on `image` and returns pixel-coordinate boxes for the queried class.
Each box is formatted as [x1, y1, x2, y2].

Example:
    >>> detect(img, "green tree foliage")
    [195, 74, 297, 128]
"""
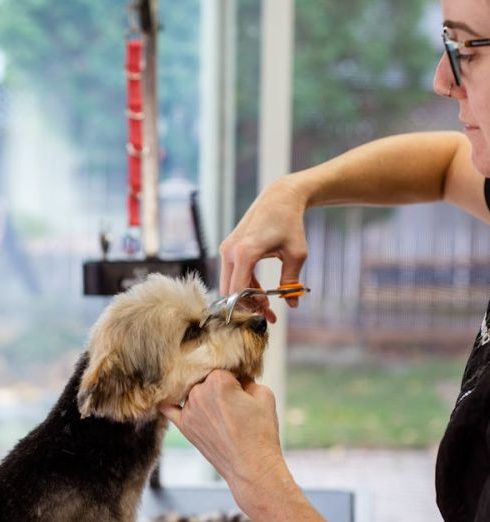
[0, 0, 438, 191]
[158, 1, 200, 179]
[0, 0, 126, 151]
[293, 0, 438, 168]
[0, 0, 200, 178]
[234, 0, 261, 221]
[233, 0, 438, 223]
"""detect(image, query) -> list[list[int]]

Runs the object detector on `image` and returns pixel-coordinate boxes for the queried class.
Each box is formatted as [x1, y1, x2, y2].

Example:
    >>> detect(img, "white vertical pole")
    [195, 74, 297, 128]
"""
[197, 1, 238, 481]
[200, 0, 295, 429]
[199, 0, 237, 259]
[257, 0, 295, 434]
[219, 0, 237, 244]
[141, 0, 160, 257]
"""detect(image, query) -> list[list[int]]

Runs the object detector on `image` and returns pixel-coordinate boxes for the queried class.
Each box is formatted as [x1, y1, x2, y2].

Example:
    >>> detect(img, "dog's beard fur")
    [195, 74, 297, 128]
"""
[0, 274, 268, 522]
[78, 273, 268, 423]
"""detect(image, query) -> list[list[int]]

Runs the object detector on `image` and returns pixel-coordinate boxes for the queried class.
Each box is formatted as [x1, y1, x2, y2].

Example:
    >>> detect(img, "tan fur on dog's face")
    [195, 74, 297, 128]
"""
[77, 274, 268, 423]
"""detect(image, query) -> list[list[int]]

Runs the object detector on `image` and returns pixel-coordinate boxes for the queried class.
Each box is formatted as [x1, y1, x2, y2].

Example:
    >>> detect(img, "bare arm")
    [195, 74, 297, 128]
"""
[292, 131, 486, 217]
[220, 131, 489, 305]
[235, 465, 327, 522]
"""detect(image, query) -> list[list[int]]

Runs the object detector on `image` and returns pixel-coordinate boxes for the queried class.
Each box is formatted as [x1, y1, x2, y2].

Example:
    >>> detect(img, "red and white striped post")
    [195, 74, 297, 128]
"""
[126, 38, 144, 230]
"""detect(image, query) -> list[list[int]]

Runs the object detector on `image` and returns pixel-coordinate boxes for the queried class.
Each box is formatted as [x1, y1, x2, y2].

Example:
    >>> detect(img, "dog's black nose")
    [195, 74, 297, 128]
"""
[247, 315, 267, 334]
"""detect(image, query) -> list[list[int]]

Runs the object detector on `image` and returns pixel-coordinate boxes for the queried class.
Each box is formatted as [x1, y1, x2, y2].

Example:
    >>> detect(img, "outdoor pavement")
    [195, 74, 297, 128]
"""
[285, 447, 442, 522]
[153, 446, 443, 522]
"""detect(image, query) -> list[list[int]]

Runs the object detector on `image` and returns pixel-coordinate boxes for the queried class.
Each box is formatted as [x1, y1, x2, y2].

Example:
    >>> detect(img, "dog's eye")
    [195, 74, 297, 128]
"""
[182, 322, 203, 343]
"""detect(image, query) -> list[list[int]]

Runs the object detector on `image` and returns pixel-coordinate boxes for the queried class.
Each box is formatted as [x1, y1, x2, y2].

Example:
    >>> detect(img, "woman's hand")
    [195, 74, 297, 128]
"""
[219, 176, 309, 322]
[160, 370, 283, 487]
[160, 370, 325, 521]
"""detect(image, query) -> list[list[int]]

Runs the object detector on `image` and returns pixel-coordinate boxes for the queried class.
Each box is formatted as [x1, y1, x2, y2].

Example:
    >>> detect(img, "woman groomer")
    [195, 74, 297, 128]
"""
[162, 1, 490, 520]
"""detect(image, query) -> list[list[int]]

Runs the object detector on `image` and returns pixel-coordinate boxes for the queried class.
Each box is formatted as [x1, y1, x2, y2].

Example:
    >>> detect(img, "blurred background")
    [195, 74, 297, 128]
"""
[0, 1, 484, 520]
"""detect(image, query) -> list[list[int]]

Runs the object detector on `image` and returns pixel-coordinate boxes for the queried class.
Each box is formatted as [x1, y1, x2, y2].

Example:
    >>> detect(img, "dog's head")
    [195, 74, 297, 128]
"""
[77, 273, 268, 423]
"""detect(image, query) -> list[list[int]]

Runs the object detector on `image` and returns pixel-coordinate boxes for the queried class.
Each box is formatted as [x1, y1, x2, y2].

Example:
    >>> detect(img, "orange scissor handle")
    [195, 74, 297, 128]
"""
[277, 282, 308, 298]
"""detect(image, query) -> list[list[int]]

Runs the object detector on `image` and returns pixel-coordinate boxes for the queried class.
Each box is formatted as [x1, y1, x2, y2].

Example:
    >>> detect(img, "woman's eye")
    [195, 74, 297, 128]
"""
[459, 53, 474, 62]
[182, 323, 203, 343]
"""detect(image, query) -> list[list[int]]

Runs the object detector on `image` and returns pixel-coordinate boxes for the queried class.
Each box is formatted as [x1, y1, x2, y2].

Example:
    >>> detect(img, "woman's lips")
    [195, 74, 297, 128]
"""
[460, 115, 479, 131]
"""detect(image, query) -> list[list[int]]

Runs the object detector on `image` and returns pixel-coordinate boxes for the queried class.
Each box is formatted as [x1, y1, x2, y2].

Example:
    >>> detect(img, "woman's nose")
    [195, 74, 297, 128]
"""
[433, 53, 466, 99]
[433, 53, 452, 96]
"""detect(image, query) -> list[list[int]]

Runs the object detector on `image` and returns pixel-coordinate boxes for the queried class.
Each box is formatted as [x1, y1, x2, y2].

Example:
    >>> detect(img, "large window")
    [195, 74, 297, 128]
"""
[284, 2, 473, 519]
[0, 2, 480, 519]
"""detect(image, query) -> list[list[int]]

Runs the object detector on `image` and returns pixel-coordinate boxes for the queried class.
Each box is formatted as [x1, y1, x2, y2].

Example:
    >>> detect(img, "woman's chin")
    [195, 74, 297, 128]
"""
[469, 138, 490, 177]
[472, 156, 490, 178]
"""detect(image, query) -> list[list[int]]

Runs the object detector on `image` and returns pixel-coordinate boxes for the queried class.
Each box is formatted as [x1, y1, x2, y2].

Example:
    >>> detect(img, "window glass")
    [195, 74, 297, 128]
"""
[234, 0, 261, 222]
[0, 0, 200, 454]
[286, 0, 472, 455]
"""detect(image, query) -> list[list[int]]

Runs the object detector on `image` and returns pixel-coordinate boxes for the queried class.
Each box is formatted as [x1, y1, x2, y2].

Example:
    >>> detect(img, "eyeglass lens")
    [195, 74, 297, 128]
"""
[443, 32, 462, 86]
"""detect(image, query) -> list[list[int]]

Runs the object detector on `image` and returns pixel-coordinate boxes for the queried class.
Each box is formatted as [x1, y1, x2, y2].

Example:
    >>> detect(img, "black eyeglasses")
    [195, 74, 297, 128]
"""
[442, 26, 490, 86]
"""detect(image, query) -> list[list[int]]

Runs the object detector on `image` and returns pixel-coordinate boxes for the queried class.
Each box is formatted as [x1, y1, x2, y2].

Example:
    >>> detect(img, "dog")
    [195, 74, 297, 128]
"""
[0, 274, 268, 522]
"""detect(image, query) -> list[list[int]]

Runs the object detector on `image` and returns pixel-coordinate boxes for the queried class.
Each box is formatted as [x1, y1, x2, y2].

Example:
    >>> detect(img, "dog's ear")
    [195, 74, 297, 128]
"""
[77, 306, 164, 423]
[77, 354, 159, 423]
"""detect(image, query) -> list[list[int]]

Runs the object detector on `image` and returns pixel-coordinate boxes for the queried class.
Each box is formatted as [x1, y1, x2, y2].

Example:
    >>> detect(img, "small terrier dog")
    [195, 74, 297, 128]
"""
[0, 274, 268, 522]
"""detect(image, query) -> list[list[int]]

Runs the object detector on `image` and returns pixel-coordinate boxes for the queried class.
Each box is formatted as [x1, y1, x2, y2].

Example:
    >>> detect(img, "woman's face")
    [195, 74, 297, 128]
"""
[434, 0, 490, 176]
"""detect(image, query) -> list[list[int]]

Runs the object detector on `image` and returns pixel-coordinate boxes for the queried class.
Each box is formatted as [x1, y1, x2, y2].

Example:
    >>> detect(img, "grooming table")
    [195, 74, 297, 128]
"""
[140, 485, 365, 522]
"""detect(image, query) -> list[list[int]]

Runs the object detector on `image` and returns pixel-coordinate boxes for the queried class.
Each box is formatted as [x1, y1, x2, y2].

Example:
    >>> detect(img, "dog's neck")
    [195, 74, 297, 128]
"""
[0, 352, 164, 522]
[46, 351, 163, 457]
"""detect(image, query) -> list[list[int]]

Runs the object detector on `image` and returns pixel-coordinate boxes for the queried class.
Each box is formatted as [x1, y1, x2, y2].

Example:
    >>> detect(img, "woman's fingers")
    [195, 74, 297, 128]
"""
[159, 403, 183, 428]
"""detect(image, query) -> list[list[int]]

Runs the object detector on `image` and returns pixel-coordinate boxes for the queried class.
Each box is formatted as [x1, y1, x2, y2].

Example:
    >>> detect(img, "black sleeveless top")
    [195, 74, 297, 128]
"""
[436, 178, 490, 521]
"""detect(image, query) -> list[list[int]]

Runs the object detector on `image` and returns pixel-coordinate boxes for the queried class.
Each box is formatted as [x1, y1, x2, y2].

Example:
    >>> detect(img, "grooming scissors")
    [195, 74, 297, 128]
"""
[200, 282, 310, 326]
